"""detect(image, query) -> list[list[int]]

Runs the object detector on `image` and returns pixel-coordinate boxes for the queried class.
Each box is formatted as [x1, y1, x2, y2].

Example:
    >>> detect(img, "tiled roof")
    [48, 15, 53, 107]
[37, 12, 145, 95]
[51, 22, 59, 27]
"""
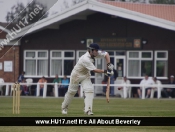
[98, 0, 175, 22]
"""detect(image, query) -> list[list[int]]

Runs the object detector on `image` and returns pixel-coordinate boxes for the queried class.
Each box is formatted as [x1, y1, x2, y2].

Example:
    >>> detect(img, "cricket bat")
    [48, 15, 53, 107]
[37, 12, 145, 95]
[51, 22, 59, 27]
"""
[106, 77, 110, 103]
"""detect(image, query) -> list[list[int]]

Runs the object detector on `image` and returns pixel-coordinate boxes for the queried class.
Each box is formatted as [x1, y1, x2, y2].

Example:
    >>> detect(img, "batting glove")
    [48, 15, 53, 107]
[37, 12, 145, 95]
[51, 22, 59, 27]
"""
[104, 69, 114, 77]
[107, 63, 114, 70]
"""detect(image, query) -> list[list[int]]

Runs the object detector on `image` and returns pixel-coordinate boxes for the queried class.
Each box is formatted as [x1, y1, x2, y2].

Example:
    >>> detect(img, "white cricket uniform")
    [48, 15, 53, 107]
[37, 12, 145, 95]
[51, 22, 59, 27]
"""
[150, 80, 162, 98]
[140, 78, 154, 89]
[62, 51, 107, 113]
[120, 79, 131, 98]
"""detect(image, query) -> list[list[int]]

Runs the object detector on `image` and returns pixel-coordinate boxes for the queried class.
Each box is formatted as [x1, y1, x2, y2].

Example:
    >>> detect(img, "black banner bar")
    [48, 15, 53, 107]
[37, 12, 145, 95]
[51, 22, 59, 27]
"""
[0, 117, 174, 126]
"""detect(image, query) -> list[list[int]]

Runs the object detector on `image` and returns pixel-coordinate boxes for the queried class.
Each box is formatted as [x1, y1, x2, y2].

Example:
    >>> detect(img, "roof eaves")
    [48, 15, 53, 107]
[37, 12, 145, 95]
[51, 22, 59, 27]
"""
[91, 0, 175, 31]
[0, 25, 10, 33]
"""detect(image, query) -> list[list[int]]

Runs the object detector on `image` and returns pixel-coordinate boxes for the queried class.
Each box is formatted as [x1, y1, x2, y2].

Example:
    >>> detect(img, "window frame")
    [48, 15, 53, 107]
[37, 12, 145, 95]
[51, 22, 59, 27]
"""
[50, 50, 75, 77]
[127, 50, 153, 79]
[154, 51, 168, 79]
[24, 50, 48, 77]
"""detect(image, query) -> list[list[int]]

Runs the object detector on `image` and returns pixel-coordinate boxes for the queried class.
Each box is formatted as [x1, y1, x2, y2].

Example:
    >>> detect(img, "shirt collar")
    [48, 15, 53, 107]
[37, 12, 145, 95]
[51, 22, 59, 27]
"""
[86, 51, 91, 57]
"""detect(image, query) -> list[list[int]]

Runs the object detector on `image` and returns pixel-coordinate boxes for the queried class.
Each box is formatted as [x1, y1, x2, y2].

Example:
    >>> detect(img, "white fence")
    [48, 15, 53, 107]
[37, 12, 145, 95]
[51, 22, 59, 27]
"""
[0, 82, 175, 99]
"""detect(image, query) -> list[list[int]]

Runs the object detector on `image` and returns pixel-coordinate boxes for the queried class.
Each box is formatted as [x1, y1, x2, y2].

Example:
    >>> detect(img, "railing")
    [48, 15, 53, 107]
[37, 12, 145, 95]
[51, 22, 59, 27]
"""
[0, 82, 175, 99]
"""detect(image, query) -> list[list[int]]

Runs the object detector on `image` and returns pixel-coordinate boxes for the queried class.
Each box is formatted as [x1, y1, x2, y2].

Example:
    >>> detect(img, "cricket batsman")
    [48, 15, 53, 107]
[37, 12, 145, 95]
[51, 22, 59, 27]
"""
[61, 43, 114, 115]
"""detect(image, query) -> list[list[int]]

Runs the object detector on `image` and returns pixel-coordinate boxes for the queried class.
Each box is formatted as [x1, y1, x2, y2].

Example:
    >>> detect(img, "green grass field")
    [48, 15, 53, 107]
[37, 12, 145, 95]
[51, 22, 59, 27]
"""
[0, 96, 175, 132]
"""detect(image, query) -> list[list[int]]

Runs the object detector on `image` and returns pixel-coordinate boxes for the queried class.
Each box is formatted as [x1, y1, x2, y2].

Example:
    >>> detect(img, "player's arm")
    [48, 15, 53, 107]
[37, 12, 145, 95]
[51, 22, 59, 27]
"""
[91, 52, 113, 75]
[93, 69, 105, 73]
[104, 52, 110, 64]
[105, 52, 114, 70]
[97, 51, 110, 64]
[92, 69, 113, 77]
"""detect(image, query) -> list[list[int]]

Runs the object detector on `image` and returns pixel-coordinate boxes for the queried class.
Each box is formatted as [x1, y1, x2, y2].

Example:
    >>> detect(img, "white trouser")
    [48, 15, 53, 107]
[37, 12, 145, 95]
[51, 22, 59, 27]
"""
[62, 70, 94, 112]
[121, 87, 131, 98]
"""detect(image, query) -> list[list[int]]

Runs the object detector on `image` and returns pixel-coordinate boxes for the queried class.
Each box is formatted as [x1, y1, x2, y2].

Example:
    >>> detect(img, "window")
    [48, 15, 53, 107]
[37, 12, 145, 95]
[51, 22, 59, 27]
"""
[24, 50, 48, 77]
[127, 51, 153, 78]
[50, 50, 75, 77]
[154, 51, 168, 78]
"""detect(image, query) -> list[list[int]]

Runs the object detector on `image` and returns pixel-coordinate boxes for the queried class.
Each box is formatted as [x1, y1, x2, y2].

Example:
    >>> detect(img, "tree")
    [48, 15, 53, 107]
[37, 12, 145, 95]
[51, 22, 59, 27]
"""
[6, 1, 48, 25]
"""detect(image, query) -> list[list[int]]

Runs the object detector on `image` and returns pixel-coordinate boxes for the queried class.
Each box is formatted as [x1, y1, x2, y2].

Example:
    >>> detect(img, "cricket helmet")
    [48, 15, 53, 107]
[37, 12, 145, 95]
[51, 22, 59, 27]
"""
[88, 43, 100, 50]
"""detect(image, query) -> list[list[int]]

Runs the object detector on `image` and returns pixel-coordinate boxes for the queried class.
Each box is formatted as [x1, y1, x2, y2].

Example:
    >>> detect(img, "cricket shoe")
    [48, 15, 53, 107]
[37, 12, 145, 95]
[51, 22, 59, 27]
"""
[85, 110, 94, 115]
[62, 108, 68, 114]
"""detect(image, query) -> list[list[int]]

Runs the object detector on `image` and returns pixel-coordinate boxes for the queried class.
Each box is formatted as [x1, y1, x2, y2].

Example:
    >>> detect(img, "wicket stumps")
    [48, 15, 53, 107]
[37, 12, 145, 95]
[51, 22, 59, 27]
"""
[12, 83, 20, 114]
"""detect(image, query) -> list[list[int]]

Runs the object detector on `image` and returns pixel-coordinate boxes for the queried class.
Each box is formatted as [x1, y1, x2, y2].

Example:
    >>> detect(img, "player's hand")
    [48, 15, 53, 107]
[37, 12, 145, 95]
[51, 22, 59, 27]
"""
[104, 69, 114, 77]
[107, 63, 114, 70]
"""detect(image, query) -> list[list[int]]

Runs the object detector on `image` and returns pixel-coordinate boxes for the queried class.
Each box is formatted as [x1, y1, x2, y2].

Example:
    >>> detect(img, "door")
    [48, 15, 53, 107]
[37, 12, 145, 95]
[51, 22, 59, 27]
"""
[114, 56, 126, 96]
[115, 56, 126, 77]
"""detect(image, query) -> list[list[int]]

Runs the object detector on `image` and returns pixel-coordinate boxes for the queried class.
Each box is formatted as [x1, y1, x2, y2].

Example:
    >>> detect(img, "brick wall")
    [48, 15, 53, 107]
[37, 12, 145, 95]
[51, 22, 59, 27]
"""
[0, 31, 7, 39]
[0, 46, 19, 82]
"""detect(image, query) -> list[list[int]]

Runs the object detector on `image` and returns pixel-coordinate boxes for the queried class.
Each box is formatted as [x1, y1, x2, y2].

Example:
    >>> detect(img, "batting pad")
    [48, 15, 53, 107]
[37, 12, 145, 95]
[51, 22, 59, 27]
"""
[84, 92, 94, 113]
[62, 90, 76, 109]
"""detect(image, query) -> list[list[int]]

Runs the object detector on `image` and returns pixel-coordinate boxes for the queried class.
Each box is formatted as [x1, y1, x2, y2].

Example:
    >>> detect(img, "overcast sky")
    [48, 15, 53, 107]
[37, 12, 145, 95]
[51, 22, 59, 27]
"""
[0, 0, 28, 22]
[0, 0, 74, 22]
